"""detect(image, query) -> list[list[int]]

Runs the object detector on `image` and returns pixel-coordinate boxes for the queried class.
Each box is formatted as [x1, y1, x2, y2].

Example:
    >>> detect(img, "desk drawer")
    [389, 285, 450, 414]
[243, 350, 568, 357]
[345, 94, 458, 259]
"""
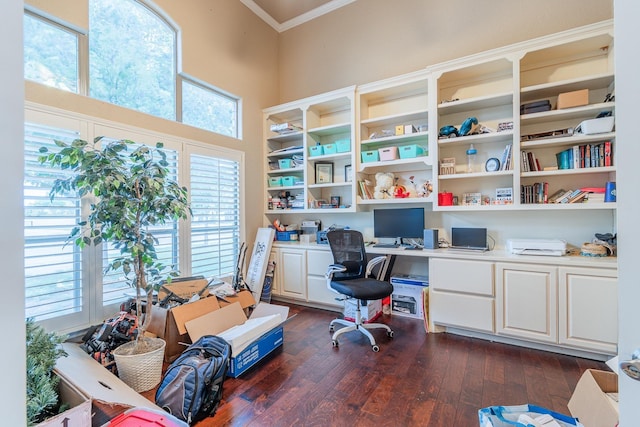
[430, 258, 494, 296]
[430, 289, 494, 332]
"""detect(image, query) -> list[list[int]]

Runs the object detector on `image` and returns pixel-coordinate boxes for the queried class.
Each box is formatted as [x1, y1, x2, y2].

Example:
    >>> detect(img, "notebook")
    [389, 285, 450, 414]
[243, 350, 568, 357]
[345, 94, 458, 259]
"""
[449, 227, 489, 251]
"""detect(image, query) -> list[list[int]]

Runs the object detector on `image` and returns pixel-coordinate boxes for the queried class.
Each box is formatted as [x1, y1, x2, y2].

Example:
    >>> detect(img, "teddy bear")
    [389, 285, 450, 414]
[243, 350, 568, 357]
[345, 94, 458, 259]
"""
[373, 172, 395, 199]
[417, 180, 433, 198]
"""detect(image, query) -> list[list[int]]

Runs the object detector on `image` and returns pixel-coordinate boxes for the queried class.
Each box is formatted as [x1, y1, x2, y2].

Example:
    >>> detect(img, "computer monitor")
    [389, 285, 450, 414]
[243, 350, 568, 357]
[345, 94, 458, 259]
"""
[373, 207, 425, 245]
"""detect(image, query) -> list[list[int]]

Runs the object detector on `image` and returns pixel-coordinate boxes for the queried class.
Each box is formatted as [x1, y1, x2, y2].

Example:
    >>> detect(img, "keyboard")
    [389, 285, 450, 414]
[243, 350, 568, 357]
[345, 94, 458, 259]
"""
[373, 243, 399, 248]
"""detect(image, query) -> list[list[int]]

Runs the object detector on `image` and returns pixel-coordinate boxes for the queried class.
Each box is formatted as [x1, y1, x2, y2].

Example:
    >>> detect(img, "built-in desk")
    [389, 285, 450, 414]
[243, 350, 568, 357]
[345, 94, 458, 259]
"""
[271, 241, 618, 360]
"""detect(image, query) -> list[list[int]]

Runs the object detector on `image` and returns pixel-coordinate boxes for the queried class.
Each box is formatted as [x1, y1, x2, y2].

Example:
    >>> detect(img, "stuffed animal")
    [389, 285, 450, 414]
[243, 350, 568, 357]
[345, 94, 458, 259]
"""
[373, 172, 395, 199]
[417, 180, 433, 198]
[406, 176, 419, 198]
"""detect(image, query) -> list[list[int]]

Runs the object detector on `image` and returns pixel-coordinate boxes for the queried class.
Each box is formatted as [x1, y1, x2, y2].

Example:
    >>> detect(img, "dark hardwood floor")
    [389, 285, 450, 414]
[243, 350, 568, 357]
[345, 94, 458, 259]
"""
[170, 302, 608, 427]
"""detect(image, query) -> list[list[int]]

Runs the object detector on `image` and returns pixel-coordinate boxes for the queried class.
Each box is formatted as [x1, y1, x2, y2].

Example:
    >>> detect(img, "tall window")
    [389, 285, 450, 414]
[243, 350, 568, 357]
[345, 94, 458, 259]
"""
[89, 0, 176, 120]
[24, 107, 243, 332]
[24, 123, 83, 323]
[23, 12, 79, 93]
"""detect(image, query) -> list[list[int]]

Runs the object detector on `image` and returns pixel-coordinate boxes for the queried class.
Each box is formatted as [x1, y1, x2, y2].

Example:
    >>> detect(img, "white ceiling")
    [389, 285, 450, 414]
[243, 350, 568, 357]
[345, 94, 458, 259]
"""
[240, 0, 356, 32]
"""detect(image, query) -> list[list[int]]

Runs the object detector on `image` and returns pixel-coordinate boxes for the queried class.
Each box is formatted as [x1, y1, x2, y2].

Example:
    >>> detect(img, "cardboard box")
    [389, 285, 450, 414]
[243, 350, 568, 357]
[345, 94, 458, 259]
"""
[390, 275, 429, 319]
[185, 301, 289, 378]
[568, 369, 618, 427]
[56, 343, 161, 410]
[36, 373, 91, 427]
[343, 298, 382, 323]
[557, 89, 589, 109]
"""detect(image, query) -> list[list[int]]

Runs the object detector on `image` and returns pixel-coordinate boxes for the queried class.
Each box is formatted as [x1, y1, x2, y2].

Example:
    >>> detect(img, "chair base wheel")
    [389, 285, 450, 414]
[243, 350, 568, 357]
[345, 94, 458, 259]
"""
[329, 325, 335, 332]
[387, 330, 394, 338]
[372, 345, 380, 352]
[332, 340, 339, 347]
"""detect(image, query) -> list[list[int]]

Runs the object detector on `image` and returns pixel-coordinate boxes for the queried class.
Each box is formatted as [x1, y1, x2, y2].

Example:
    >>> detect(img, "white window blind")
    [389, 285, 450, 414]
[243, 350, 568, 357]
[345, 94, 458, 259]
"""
[190, 153, 240, 279]
[24, 123, 83, 322]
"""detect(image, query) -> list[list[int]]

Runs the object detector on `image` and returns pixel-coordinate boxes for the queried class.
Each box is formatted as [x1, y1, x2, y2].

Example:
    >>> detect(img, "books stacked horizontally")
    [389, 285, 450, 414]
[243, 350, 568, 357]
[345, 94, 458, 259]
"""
[521, 185, 608, 204]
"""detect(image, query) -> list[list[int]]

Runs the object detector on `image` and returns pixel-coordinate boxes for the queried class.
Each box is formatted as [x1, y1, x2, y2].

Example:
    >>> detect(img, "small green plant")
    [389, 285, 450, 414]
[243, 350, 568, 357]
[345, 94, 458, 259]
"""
[38, 137, 191, 344]
[26, 319, 68, 426]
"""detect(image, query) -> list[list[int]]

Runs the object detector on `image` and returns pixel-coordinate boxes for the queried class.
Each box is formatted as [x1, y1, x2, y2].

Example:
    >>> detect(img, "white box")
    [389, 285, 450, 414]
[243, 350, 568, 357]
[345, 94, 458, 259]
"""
[390, 275, 429, 319]
[568, 369, 618, 427]
[578, 116, 614, 134]
[343, 298, 382, 323]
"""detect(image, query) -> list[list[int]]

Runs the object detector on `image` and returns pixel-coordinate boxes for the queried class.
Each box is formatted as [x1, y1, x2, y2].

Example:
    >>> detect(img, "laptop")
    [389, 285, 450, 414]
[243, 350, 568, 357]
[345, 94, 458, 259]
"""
[449, 227, 489, 251]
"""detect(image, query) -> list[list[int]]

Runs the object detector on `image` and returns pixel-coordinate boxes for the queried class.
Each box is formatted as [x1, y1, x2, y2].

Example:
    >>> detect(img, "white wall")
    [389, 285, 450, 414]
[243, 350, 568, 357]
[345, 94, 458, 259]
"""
[1, 0, 25, 423]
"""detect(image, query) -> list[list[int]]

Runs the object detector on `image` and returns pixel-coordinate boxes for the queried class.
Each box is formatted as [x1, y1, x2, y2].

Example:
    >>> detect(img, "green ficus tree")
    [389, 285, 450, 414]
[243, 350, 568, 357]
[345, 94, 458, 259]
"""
[39, 137, 191, 343]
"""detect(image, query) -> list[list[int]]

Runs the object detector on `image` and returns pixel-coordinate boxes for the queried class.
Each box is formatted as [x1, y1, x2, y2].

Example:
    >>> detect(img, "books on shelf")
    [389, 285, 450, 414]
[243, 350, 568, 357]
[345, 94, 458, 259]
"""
[521, 184, 594, 205]
[554, 141, 613, 170]
[500, 144, 512, 171]
[358, 180, 374, 200]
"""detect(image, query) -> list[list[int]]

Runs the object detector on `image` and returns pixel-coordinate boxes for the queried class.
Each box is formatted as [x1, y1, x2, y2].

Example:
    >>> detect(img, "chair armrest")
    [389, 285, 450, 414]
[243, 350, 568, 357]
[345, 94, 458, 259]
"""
[325, 263, 347, 280]
[365, 256, 387, 279]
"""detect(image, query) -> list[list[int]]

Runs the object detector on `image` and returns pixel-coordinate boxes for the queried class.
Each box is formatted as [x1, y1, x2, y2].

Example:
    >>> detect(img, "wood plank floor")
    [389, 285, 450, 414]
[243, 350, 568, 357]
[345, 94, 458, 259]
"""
[148, 302, 608, 426]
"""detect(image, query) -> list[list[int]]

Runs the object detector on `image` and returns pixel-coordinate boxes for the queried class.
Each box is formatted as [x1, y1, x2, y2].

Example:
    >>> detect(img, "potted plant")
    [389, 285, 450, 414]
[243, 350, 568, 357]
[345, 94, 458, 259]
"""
[39, 137, 191, 391]
[26, 319, 68, 425]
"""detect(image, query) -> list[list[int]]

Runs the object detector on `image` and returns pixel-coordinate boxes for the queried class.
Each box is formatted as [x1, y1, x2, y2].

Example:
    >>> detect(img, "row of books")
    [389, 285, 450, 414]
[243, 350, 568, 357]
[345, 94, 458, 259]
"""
[357, 180, 374, 199]
[556, 141, 613, 170]
[521, 183, 606, 204]
[499, 144, 513, 171]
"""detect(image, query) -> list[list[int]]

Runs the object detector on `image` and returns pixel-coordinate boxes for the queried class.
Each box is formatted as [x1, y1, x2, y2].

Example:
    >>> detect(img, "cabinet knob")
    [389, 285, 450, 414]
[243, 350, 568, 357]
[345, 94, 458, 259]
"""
[620, 349, 640, 381]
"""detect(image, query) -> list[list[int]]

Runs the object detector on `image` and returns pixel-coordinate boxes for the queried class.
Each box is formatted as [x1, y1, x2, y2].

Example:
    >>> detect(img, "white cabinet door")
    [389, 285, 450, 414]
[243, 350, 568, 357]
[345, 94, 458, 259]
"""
[558, 267, 618, 354]
[496, 263, 557, 343]
[278, 248, 307, 299]
[429, 258, 495, 332]
[306, 249, 341, 307]
[269, 250, 281, 296]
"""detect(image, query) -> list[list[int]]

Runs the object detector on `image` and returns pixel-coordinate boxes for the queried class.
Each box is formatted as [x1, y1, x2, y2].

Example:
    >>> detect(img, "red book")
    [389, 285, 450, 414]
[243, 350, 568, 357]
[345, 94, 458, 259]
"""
[604, 141, 612, 166]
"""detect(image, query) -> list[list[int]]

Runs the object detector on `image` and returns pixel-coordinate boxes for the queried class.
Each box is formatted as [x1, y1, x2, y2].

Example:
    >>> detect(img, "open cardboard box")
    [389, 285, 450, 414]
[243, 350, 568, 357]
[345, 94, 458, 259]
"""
[568, 369, 618, 427]
[36, 371, 91, 427]
[185, 301, 289, 378]
[146, 277, 259, 362]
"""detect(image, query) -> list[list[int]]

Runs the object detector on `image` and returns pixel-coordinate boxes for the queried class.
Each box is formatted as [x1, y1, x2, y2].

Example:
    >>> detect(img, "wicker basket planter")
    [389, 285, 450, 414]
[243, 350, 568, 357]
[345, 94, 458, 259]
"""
[112, 337, 166, 392]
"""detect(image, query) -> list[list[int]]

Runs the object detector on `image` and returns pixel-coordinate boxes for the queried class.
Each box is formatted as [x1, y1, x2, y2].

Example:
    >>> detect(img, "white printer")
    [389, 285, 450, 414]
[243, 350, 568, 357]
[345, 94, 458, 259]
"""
[506, 239, 567, 256]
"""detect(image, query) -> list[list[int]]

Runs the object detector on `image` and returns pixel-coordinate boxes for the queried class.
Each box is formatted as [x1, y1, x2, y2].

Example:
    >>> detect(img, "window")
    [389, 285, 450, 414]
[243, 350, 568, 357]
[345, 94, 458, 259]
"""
[25, 1, 240, 138]
[23, 12, 79, 93]
[189, 153, 241, 278]
[182, 79, 239, 138]
[24, 123, 83, 323]
[24, 107, 243, 332]
[89, 0, 176, 120]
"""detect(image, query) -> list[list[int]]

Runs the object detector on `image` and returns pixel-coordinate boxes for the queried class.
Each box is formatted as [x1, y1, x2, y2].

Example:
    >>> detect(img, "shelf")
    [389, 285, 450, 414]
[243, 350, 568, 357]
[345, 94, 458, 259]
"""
[267, 147, 304, 159]
[267, 167, 304, 176]
[357, 196, 433, 205]
[437, 92, 513, 114]
[265, 209, 306, 215]
[358, 157, 431, 172]
[520, 73, 615, 101]
[307, 122, 351, 136]
[361, 131, 428, 147]
[520, 102, 614, 125]
[521, 166, 615, 178]
[439, 170, 514, 180]
[308, 152, 351, 162]
[308, 182, 352, 189]
[267, 131, 304, 143]
[521, 132, 615, 149]
[517, 202, 616, 210]
[360, 109, 429, 128]
[438, 130, 514, 147]
[267, 185, 305, 191]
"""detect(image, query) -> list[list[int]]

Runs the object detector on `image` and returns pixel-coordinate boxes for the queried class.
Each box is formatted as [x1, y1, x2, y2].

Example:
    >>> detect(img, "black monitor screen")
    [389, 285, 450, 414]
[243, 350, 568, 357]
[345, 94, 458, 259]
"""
[373, 207, 425, 240]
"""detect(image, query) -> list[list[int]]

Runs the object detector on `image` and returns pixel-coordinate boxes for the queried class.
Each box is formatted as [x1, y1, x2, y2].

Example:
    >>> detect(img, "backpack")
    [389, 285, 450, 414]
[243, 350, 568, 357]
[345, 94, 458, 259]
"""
[155, 335, 232, 425]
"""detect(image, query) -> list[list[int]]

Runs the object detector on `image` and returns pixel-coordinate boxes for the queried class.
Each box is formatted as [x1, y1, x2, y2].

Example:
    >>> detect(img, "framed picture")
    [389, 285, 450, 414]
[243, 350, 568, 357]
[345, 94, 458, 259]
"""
[344, 164, 352, 182]
[315, 162, 333, 184]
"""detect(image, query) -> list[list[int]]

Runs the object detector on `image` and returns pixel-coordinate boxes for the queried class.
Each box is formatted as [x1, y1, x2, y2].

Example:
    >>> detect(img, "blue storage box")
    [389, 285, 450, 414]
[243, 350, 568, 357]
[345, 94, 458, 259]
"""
[309, 145, 323, 157]
[281, 176, 296, 186]
[276, 230, 299, 241]
[268, 177, 282, 187]
[335, 139, 351, 153]
[323, 143, 337, 155]
[278, 158, 292, 169]
[361, 150, 379, 163]
[398, 144, 425, 159]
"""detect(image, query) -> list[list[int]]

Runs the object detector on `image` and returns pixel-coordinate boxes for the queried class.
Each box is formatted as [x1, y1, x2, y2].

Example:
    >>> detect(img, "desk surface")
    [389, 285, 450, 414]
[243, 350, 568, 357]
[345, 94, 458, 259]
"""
[273, 241, 617, 269]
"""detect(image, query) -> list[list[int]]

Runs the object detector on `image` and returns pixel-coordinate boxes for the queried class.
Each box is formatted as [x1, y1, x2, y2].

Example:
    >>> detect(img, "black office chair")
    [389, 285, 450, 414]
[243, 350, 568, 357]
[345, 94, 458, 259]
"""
[325, 229, 394, 352]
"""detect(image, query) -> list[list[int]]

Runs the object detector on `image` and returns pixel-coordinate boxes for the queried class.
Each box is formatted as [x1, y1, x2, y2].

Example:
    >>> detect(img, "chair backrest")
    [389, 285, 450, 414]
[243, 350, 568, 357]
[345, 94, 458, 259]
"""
[326, 229, 367, 280]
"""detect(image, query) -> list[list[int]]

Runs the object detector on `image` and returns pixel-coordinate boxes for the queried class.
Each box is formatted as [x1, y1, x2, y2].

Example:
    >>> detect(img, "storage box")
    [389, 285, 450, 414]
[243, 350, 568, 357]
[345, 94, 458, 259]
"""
[568, 369, 618, 427]
[185, 301, 289, 378]
[268, 177, 282, 187]
[578, 116, 614, 135]
[278, 158, 292, 169]
[309, 145, 323, 157]
[520, 100, 552, 114]
[281, 176, 296, 186]
[398, 144, 425, 159]
[343, 298, 382, 323]
[379, 146, 399, 161]
[276, 230, 299, 241]
[361, 150, 379, 163]
[390, 275, 429, 319]
[106, 407, 188, 427]
[335, 139, 351, 153]
[35, 373, 91, 427]
[557, 89, 589, 109]
[323, 143, 337, 155]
